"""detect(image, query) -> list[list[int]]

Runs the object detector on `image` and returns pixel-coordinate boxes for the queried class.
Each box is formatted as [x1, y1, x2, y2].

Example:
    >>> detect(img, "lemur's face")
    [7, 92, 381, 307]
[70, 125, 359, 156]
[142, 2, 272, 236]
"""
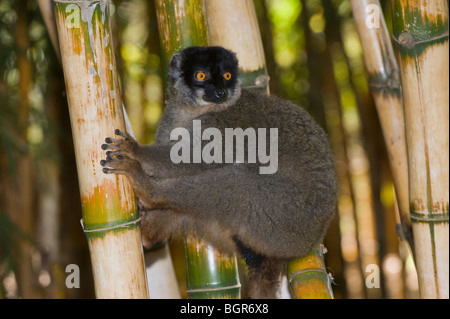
[169, 46, 241, 108]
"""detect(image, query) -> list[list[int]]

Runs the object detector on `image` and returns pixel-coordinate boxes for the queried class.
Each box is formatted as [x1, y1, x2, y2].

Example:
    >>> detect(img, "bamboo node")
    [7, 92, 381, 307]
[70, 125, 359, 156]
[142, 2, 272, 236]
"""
[243, 75, 270, 90]
[386, 72, 401, 89]
[80, 217, 142, 233]
[186, 283, 242, 294]
[409, 213, 449, 223]
[398, 32, 414, 49]
[393, 31, 449, 49]
[327, 272, 335, 284]
[255, 75, 270, 87]
[287, 268, 329, 284]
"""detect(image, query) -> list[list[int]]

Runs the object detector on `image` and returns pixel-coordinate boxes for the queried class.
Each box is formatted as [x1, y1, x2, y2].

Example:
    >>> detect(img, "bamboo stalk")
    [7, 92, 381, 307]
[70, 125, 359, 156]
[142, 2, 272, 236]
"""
[155, 0, 241, 299]
[350, 0, 412, 249]
[204, 0, 269, 94]
[53, 0, 148, 298]
[37, 0, 61, 61]
[391, 0, 449, 299]
[11, 1, 37, 298]
[184, 237, 240, 298]
[145, 245, 182, 299]
[155, 0, 208, 72]
[287, 245, 334, 299]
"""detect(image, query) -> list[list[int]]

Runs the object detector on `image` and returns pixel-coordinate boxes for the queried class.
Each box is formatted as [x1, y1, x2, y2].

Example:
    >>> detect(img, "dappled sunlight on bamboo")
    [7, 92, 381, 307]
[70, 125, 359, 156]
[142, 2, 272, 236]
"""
[266, 0, 304, 92]
[382, 253, 403, 298]
[38, 269, 51, 288]
[340, 236, 358, 264]
[26, 123, 44, 145]
[331, 43, 381, 298]
[404, 253, 419, 298]
[118, 0, 163, 145]
[2, 272, 18, 298]
[309, 11, 325, 33]
[143, 73, 163, 126]
[345, 264, 364, 298]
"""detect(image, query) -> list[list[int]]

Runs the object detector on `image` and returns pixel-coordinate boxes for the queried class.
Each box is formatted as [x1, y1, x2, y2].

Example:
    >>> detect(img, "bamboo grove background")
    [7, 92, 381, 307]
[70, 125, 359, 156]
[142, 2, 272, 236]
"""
[0, 0, 447, 299]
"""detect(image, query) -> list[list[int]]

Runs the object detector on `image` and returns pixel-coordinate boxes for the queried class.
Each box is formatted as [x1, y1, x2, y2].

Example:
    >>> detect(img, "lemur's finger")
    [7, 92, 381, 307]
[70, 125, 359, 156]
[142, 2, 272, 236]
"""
[102, 167, 127, 175]
[102, 137, 123, 150]
[115, 129, 131, 139]
[102, 167, 114, 174]
[106, 150, 123, 157]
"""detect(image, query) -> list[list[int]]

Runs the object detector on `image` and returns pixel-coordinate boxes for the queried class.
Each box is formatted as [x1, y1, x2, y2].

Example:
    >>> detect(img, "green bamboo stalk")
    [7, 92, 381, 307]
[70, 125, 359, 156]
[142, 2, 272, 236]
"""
[53, 0, 148, 298]
[391, 0, 449, 299]
[184, 237, 240, 298]
[155, 0, 208, 76]
[154, 0, 240, 299]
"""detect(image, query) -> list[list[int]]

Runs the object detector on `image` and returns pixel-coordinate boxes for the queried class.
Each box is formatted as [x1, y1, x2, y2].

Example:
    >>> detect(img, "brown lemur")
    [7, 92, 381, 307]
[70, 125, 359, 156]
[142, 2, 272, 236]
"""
[100, 46, 338, 298]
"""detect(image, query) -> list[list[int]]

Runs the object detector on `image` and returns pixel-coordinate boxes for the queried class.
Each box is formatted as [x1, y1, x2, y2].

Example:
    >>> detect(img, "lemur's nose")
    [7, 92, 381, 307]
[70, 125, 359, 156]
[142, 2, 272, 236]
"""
[215, 89, 226, 100]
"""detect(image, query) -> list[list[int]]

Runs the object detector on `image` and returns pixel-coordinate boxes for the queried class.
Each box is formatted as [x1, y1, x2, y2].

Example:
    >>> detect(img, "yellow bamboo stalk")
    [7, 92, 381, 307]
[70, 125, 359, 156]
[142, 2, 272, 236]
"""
[287, 245, 333, 299]
[204, 0, 269, 94]
[350, 0, 411, 248]
[37, 0, 60, 61]
[392, 0, 449, 299]
[53, 0, 148, 298]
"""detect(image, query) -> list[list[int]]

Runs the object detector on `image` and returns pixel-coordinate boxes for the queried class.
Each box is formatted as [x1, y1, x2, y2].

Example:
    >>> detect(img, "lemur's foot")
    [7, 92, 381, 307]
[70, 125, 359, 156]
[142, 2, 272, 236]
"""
[101, 129, 138, 155]
[100, 129, 140, 175]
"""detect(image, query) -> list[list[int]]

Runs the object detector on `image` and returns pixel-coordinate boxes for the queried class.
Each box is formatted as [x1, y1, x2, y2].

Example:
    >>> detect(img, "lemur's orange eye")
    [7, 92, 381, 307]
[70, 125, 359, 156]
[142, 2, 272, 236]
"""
[195, 72, 206, 81]
[223, 72, 232, 80]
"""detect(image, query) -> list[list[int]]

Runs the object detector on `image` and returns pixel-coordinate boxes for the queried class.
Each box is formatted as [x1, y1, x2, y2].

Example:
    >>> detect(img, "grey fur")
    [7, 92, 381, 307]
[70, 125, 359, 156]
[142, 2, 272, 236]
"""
[100, 46, 338, 298]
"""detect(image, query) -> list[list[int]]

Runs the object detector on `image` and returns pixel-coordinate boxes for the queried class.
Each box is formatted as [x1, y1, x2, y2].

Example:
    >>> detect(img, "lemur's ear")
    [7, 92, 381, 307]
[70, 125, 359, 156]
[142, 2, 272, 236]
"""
[168, 52, 182, 79]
